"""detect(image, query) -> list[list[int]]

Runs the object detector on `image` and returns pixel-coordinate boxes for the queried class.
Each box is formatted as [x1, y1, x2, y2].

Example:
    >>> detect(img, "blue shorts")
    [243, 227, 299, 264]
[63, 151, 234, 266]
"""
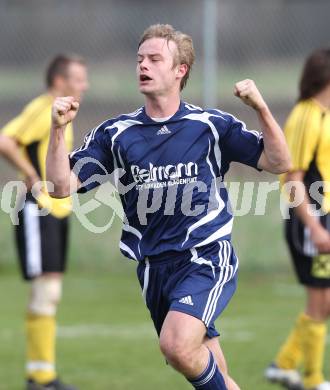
[137, 240, 238, 339]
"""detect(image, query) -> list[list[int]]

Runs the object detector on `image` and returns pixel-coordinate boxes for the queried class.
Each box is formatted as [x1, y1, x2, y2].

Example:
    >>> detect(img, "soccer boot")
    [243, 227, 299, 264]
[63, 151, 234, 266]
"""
[26, 378, 78, 390]
[308, 382, 330, 390]
[265, 363, 304, 390]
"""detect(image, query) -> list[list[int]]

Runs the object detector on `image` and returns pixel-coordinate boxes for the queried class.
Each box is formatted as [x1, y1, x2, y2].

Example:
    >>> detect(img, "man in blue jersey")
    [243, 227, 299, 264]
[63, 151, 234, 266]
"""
[46, 24, 291, 390]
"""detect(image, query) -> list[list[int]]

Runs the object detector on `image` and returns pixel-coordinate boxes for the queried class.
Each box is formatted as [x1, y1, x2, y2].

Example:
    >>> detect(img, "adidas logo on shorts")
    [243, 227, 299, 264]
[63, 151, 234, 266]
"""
[156, 125, 171, 135]
[179, 295, 194, 306]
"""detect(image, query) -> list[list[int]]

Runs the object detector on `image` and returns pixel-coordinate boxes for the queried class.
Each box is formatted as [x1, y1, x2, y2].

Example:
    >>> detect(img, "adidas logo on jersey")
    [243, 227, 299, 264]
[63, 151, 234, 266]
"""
[156, 125, 171, 135]
[179, 295, 194, 306]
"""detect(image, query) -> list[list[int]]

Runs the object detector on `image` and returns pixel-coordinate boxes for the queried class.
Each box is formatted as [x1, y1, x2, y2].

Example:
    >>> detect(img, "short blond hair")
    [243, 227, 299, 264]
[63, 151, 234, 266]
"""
[138, 24, 195, 91]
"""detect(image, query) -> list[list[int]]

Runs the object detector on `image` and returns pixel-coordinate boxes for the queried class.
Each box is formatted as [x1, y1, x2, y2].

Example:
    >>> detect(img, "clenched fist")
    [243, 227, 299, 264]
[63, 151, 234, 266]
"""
[234, 79, 267, 111]
[52, 96, 79, 127]
[311, 224, 330, 254]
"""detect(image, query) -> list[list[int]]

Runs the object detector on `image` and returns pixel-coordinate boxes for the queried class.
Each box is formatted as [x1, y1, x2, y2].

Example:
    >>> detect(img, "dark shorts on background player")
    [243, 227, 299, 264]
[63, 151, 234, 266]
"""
[285, 208, 330, 287]
[137, 239, 238, 338]
[15, 200, 69, 280]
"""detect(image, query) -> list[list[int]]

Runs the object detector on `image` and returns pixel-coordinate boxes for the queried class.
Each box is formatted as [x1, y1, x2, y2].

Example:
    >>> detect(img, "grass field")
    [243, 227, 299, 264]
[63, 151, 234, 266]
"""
[0, 186, 329, 390]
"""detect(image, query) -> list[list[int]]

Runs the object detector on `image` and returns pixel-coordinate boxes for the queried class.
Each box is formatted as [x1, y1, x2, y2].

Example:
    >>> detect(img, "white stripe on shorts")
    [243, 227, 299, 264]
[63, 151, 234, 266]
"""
[24, 202, 42, 278]
[203, 242, 231, 326]
[204, 242, 236, 326]
[142, 258, 150, 304]
[202, 241, 233, 326]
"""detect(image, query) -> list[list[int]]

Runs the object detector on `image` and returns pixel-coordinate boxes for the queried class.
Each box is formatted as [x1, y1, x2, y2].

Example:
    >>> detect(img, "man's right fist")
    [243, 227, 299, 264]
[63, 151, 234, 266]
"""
[311, 224, 330, 254]
[52, 96, 79, 127]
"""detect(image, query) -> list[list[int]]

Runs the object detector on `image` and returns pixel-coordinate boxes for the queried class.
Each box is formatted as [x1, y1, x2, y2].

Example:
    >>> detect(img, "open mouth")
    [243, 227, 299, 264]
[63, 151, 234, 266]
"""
[140, 75, 152, 82]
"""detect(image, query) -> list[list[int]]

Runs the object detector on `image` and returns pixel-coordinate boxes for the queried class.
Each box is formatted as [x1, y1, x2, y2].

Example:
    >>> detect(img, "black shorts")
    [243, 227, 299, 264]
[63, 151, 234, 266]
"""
[15, 200, 69, 281]
[285, 208, 330, 287]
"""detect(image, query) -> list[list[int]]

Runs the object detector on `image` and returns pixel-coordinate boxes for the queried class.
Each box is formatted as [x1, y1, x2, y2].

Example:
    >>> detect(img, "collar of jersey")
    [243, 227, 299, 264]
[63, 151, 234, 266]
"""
[141, 101, 186, 123]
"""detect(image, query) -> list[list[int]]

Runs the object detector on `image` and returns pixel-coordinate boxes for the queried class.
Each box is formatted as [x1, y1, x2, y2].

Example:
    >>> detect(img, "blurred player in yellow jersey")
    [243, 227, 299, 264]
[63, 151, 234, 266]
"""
[0, 55, 89, 390]
[265, 48, 330, 390]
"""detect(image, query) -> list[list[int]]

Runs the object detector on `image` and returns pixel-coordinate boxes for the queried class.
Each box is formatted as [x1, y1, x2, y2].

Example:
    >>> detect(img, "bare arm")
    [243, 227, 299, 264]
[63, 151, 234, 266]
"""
[285, 170, 330, 253]
[0, 134, 40, 189]
[234, 79, 291, 174]
[46, 96, 81, 198]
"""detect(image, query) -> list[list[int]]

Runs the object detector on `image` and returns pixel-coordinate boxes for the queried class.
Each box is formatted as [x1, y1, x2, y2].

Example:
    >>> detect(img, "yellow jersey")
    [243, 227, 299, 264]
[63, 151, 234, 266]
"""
[1, 94, 73, 218]
[283, 98, 330, 212]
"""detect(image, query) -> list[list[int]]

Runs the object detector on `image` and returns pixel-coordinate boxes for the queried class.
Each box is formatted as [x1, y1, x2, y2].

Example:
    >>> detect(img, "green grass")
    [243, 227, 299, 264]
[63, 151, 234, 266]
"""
[0, 187, 329, 390]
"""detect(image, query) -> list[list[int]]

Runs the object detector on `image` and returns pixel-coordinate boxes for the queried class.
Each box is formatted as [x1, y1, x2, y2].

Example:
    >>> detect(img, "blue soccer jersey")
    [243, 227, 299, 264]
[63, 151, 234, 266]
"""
[69, 101, 263, 261]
